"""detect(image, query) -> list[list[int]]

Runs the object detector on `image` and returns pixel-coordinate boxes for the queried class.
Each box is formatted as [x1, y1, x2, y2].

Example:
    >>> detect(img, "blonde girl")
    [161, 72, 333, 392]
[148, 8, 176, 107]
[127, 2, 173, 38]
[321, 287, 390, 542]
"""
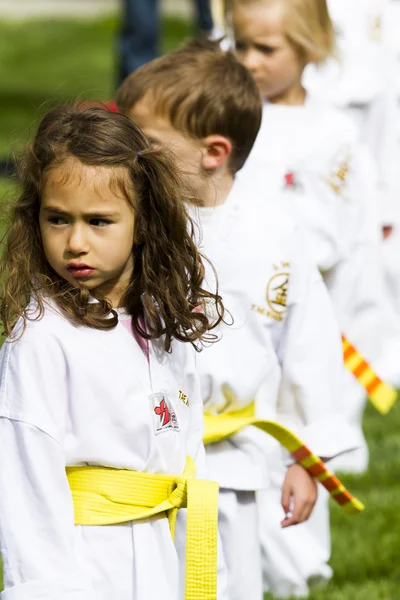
[230, 0, 388, 596]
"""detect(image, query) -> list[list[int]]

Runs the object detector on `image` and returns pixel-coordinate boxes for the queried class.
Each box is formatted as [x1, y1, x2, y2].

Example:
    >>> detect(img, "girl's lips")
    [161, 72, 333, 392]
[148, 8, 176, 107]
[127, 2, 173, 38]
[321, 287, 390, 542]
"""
[67, 266, 95, 278]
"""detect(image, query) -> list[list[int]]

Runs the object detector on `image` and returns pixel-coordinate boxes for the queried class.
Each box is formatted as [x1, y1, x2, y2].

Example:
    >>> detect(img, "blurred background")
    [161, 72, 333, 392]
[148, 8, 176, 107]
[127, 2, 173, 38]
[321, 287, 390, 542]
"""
[0, 1, 197, 170]
[0, 2, 399, 599]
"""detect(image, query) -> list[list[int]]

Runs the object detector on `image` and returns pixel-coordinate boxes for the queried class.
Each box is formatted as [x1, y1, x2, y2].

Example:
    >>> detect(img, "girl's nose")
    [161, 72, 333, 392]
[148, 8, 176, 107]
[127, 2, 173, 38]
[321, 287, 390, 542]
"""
[241, 48, 263, 73]
[67, 224, 89, 255]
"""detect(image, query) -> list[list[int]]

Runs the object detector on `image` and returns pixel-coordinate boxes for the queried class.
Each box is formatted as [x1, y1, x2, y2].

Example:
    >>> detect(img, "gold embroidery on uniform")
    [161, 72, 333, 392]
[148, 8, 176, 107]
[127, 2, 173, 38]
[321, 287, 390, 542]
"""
[323, 151, 351, 197]
[178, 390, 189, 406]
[267, 272, 289, 321]
[368, 15, 382, 42]
[252, 303, 271, 318]
[252, 262, 291, 322]
[273, 262, 290, 272]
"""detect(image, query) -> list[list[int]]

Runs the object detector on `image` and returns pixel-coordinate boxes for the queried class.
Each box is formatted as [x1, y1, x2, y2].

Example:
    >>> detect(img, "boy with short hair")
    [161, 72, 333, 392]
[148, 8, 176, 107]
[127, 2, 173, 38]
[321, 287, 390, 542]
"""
[117, 40, 361, 600]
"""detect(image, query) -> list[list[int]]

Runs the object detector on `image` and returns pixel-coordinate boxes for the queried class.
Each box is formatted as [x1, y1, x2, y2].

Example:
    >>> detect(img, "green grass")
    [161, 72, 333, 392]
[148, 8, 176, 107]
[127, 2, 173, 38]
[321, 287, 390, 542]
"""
[0, 14, 399, 600]
[265, 401, 400, 600]
[0, 178, 17, 199]
[0, 15, 193, 156]
[0, 179, 17, 234]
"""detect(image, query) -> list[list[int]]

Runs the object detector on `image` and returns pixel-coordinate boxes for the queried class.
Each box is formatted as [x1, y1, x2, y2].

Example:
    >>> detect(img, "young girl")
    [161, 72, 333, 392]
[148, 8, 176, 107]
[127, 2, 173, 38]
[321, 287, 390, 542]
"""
[231, 0, 400, 468]
[0, 105, 225, 600]
[229, 0, 390, 595]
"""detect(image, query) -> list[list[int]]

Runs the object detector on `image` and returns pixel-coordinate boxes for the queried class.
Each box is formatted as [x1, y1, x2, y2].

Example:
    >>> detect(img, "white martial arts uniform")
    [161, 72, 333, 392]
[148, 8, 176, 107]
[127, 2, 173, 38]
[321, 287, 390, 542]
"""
[192, 173, 361, 599]
[241, 96, 395, 473]
[0, 299, 227, 600]
[233, 98, 391, 594]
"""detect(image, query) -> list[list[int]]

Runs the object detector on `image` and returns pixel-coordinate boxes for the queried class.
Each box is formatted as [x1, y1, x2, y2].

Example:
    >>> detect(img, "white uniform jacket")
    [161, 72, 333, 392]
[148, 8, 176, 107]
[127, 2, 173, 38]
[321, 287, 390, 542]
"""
[0, 300, 210, 600]
[241, 97, 397, 373]
[192, 174, 360, 491]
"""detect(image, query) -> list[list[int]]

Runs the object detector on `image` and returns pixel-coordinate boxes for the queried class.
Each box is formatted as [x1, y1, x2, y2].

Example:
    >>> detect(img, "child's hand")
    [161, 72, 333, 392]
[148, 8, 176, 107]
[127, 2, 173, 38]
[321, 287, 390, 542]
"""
[383, 225, 393, 240]
[280, 464, 318, 528]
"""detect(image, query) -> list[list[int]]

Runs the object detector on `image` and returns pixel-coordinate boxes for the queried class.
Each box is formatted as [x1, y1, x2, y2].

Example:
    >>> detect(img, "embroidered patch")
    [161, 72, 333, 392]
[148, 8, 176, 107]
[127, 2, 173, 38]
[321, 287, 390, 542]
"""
[251, 263, 290, 322]
[150, 393, 180, 435]
[323, 148, 351, 197]
[266, 266, 290, 322]
[284, 171, 302, 191]
[178, 389, 189, 407]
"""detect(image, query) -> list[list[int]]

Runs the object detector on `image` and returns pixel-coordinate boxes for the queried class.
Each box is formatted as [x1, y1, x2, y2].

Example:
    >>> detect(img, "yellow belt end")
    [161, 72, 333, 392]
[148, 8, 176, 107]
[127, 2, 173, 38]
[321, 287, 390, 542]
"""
[369, 384, 398, 415]
[341, 498, 365, 516]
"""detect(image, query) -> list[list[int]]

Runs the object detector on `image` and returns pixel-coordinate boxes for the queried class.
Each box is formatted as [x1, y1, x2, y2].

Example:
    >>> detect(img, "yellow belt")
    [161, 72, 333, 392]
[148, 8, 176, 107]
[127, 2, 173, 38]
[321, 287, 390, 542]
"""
[66, 457, 219, 600]
[204, 402, 364, 516]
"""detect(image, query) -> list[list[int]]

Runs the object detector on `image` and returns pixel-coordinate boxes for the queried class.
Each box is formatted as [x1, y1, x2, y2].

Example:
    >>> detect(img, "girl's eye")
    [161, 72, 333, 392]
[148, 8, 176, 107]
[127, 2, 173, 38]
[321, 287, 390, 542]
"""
[90, 218, 112, 227]
[235, 40, 247, 53]
[257, 44, 276, 55]
[48, 216, 67, 225]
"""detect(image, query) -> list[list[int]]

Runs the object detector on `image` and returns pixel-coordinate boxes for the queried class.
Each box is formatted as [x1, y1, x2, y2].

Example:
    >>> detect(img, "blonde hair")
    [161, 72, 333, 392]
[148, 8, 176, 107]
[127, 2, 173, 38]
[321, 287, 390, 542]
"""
[231, 0, 335, 64]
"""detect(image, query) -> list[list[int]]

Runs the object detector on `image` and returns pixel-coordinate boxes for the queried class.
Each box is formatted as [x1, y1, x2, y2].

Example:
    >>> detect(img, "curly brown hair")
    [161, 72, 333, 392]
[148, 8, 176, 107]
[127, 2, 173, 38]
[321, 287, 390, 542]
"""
[0, 104, 224, 351]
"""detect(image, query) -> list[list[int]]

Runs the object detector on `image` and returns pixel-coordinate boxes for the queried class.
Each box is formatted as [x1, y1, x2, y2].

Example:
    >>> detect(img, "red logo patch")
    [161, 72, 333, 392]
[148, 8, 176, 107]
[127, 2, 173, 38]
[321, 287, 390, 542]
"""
[154, 398, 171, 426]
[284, 171, 295, 187]
[150, 393, 180, 434]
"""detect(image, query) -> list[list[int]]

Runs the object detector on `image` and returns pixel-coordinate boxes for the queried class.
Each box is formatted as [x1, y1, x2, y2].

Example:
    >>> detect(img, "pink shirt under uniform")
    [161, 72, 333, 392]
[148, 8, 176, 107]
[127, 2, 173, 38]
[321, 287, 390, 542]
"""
[117, 308, 149, 362]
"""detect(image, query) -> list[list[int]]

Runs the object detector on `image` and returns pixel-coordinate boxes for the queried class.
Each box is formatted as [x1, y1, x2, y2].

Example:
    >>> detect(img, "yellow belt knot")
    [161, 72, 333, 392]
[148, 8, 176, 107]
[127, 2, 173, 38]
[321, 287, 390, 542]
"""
[66, 457, 219, 600]
[166, 474, 192, 538]
[169, 476, 189, 508]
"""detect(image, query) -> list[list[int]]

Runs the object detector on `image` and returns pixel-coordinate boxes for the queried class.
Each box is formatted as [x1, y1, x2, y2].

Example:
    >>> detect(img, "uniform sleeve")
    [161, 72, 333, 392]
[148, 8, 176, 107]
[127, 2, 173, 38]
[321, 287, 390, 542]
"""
[320, 140, 398, 370]
[320, 140, 378, 327]
[0, 420, 95, 600]
[289, 130, 392, 371]
[364, 18, 400, 228]
[275, 231, 363, 460]
[0, 324, 95, 600]
[284, 181, 344, 274]
[285, 132, 367, 275]
[366, 90, 400, 227]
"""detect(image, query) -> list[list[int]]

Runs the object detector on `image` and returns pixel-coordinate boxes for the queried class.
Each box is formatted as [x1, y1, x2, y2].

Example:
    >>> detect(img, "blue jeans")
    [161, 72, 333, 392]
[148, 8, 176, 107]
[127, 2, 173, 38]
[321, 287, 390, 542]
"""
[118, 0, 214, 83]
[194, 0, 214, 31]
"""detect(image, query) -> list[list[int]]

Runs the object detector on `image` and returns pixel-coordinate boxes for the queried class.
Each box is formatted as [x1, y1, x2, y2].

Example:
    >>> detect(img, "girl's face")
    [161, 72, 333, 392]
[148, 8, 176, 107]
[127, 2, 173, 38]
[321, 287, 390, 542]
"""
[233, 1, 306, 105]
[39, 159, 135, 308]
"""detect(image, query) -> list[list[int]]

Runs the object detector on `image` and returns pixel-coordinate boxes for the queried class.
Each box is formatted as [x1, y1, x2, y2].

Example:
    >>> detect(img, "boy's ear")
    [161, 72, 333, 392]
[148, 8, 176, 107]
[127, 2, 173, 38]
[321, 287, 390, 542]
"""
[202, 135, 233, 170]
